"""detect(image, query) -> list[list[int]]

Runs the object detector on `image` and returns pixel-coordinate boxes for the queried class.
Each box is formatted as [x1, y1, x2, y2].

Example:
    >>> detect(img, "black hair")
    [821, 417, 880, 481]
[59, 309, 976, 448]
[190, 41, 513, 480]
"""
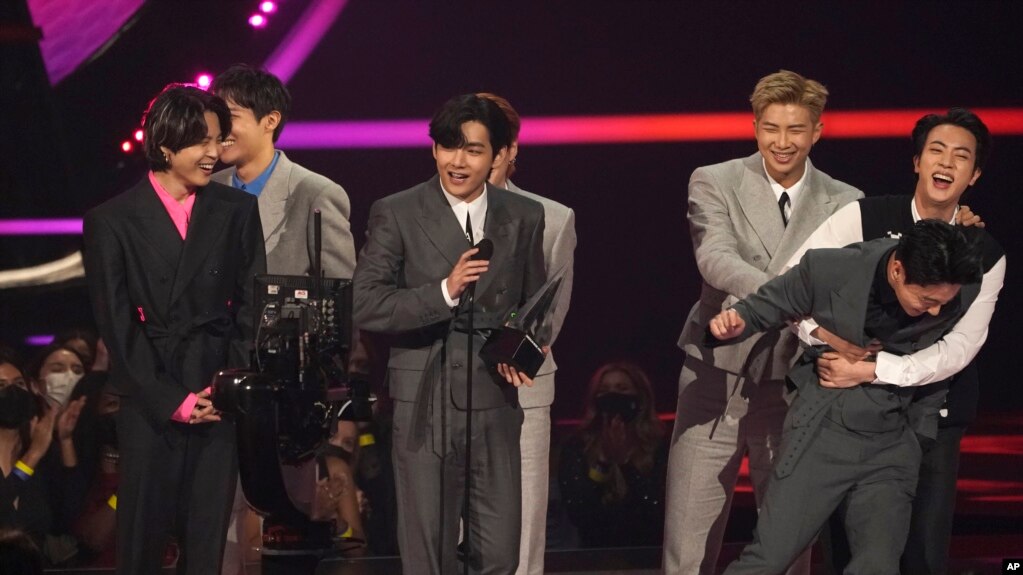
[911, 107, 992, 171]
[895, 219, 984, 286]
[142, 84, 231, 171]
[428, 94, 512, 156]
[211, 64, 291, 142]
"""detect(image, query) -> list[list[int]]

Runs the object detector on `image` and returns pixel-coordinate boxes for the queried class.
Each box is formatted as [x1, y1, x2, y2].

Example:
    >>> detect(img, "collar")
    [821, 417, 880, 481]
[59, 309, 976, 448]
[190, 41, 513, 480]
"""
[232, 150, 281, 196]
[910, 197, 959, 224]
[762, 157, 810, 207]
[440, 182, 488, 241]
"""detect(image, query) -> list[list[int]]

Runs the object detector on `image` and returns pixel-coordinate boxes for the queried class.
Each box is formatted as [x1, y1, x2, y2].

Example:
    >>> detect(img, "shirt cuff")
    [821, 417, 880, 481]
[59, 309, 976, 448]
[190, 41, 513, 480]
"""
[172, 393, 200, 422]
[440, 280, 459, 308]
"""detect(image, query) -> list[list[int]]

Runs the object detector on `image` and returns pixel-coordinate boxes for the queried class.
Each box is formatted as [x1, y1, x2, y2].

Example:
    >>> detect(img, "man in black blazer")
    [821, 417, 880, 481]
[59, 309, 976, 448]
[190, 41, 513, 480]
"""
[83, 86, 266, 574]
[353, 94, 546, 574]
[707, 220, 983, 575]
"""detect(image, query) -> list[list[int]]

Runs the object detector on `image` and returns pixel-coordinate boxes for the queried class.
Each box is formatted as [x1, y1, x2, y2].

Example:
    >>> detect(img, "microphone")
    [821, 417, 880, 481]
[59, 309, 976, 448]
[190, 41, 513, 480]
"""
[471, 238, 493, 261]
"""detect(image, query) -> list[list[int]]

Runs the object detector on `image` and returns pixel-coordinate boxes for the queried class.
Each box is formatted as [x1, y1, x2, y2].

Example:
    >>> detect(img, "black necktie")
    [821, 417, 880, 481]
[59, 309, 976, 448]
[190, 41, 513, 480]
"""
[465, 210, 474, 244]
[778, 191, 790, 227]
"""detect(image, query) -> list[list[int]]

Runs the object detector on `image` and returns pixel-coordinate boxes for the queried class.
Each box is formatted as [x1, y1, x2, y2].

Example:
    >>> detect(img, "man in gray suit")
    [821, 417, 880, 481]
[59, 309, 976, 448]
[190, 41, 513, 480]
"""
[209, 65, 356, 573]
[708, 220, 984, 574]
[480, 93, 577, 575]
[210, 64, 356, 278]
[353, 94, 546, 575]
[663, 70, 862, 575]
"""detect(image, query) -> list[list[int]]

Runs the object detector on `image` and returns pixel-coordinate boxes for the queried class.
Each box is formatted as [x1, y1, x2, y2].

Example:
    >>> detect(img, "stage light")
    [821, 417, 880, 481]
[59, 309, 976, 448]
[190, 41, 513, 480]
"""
[249, 14, 267, 28]
[121, 140, 133, 153]
[134, 129, 144, 142]
[260, 1, 277, 14]
[196, 73, 212, 89]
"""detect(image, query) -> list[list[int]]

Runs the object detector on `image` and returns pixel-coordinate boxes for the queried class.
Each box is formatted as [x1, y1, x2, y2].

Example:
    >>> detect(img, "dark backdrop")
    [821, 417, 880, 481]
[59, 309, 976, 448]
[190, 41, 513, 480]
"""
[3, 0, 1021, 420]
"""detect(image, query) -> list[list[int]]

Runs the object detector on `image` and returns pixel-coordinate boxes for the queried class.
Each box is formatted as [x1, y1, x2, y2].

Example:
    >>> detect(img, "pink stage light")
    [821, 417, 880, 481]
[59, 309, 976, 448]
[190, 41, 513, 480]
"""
[121, 140, 133, 153]
[196, 73, 212, 89]
[260, 1, 277, 14]
[249, 13, 267, 28]
[133, 129, 144, 142]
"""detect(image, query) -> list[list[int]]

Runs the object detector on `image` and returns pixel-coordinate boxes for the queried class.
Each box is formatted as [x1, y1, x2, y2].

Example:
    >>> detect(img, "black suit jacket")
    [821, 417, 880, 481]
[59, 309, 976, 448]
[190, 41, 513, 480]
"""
[83, 177, 266, 427]
[353, 176, 546, 409]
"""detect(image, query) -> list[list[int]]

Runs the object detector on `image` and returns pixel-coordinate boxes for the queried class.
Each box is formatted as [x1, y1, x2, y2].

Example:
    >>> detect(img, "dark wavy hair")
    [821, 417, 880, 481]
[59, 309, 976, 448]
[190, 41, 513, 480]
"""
[896, 219, 984, 286]
[211, 64, 291, 142]
[142, 84, 231, 171]
[911, 107, 991, 171]
[428, 94, 512, 156]
[576, 362, 663, 468]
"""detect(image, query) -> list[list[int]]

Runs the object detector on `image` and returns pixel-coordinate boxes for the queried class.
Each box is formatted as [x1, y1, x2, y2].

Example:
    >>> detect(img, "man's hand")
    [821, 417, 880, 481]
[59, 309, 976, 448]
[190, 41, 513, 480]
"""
[445, 247, 489, 300]
[190, 389, 221, 423]
[817, 351, 877, 388]
[709, 309, 745, 340]
[812, 325, 881, 363]
[957, 204, 984, 228]
[496, 346, 549, 387]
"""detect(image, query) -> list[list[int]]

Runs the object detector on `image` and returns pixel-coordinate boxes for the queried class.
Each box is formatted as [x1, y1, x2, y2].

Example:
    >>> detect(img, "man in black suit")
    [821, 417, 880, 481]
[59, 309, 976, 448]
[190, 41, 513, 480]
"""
[353, 94, 546, 574]
[707, 220, 984, 575]
[83, 85, 266, 574]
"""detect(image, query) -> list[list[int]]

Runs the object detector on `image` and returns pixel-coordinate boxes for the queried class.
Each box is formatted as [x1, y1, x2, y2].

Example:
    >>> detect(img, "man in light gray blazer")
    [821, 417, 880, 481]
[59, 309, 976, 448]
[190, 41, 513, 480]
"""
[708, 221, 985, 574]
[211, 64, 356, 279]
[209, 65, 356, 574]
[354, 94, 546, 575]
[481, 93, 577, 575]
[662, 70, 862, 575]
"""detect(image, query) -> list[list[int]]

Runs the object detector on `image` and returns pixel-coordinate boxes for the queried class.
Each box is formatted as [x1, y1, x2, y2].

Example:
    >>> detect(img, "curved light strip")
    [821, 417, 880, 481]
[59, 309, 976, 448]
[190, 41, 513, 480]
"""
[0, 251, 84, 288]
[278, 107, 1023, 149]
[263, 0, 349, 84]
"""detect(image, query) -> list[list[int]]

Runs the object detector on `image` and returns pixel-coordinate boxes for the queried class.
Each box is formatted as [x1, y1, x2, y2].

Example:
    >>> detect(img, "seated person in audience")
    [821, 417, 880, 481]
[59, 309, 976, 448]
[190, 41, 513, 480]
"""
[312, 419, 368, 557]
[558, 362, 668, 548]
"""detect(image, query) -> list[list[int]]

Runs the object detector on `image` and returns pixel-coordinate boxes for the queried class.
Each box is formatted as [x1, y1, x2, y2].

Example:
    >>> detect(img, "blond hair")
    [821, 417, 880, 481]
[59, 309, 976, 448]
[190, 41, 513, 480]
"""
[750, 70, 829, 124]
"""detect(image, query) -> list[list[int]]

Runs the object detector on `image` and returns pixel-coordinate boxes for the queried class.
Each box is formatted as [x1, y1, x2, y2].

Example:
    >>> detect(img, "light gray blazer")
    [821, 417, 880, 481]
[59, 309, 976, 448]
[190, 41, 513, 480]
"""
[212, 151, 357, 278]
[506, 180, 576, 408]
[677, 153, 862, 381]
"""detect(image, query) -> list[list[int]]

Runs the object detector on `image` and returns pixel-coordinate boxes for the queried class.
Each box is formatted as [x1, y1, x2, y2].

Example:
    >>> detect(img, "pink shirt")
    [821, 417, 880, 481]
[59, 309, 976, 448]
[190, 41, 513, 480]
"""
[149, 172, 202, 422]
[149, 171, 195, 240]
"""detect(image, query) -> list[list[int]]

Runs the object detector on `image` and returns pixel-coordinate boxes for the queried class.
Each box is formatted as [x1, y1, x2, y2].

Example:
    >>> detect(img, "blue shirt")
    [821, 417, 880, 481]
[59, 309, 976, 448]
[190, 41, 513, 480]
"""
[231, 151, 281, 197]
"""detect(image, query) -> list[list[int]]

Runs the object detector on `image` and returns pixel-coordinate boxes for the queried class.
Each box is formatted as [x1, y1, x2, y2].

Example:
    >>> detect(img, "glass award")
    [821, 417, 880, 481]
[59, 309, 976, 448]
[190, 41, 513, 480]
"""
[479, 264, 566, 378]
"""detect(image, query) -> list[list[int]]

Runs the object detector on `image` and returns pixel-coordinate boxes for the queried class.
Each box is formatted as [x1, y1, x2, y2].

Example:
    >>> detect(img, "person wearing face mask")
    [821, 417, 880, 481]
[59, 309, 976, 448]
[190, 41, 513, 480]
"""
[557, 362, 667, 548]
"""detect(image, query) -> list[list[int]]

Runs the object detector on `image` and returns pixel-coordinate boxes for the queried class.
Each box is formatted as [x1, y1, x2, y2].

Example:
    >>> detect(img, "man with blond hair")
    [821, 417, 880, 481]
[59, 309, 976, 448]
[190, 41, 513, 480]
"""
[662, 70, 862, 574]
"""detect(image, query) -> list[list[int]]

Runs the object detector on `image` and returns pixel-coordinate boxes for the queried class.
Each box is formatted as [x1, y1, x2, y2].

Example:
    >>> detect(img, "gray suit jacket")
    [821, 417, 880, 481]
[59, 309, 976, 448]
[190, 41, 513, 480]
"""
[506, 180, 576, 408]
[678, 153, 863, 381]
[212, 151, 357, 278]
[719, 239, 981, 475]
[353, 176, 546, 410]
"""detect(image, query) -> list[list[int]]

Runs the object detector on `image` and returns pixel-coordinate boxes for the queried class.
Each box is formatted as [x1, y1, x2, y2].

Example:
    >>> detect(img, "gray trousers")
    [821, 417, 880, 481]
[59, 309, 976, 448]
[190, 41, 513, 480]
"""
[663, 357, 809, 575]
[515, 405, 550, 575]
[724, 422, 921, 575]
[392, 398, 523, 575]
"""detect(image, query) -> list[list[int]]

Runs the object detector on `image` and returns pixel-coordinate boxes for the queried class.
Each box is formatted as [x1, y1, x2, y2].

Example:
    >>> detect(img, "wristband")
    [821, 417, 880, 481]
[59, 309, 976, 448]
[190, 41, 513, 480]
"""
[358, 433, 376, 447]
[339, 525, 354, 539]
[13, 460, 34, 480]
[588, 461, 611, 483]
[107, 494, 118, 510]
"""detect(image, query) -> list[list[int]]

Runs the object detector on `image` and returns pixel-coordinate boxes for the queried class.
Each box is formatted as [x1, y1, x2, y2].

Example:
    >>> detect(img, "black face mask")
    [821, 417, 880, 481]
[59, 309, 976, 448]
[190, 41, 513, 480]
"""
[95, 413, 118, 449]
[594, 392, 640, 423]
[0, 385, 36, 429]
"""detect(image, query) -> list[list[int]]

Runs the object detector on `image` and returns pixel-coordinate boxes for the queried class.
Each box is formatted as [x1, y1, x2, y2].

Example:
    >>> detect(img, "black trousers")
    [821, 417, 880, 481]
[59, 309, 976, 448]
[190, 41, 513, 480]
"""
[116, 401, 237, 575]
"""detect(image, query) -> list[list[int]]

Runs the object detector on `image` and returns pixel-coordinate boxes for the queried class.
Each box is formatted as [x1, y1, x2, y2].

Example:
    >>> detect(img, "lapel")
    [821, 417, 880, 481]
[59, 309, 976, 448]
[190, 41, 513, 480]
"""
[476, 189, 515, 299]
[735, 153, 785, 260]
[131, 179, 183, 272]
[768, 158, 839, 275]
[826, 241, 890, 347]
[170, 185, 231, 303]
[258, 151, 292, 247]
[415, 176, 475, 269]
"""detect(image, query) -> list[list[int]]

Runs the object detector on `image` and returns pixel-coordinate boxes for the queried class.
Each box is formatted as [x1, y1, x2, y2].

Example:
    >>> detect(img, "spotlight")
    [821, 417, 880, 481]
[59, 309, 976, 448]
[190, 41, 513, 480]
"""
[260, 1, 277, 14]
[249, 13, 267, 28]
[134, 129, 144, 142]
[121, 140, 133, 153]
[196, 73, 212, 89]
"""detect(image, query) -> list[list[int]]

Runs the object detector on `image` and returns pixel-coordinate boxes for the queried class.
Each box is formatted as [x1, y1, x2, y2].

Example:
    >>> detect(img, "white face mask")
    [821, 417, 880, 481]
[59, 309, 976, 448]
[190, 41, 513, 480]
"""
[44, 371, 83, 407]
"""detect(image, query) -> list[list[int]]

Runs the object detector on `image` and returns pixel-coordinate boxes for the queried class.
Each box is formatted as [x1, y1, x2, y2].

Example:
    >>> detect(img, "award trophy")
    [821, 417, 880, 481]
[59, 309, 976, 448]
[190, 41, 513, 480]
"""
[479, 265, 566, 378]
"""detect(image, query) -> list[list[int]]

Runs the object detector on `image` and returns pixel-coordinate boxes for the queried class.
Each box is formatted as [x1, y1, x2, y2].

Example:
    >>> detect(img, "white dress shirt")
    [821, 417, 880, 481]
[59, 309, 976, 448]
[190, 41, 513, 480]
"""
[439, 183, 488, 307]
[763, 158, 810, 220]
